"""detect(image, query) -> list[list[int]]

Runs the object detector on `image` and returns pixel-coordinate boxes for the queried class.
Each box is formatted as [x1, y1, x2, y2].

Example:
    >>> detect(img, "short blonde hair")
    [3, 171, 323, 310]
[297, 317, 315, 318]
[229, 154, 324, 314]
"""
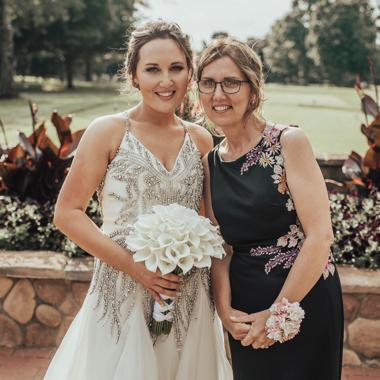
[197, 38, 264, 119]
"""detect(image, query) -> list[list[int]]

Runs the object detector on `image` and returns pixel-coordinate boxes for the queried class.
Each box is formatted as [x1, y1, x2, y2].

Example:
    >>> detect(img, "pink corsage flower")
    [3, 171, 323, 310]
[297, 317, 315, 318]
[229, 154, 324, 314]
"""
[265, 298, 305, 343]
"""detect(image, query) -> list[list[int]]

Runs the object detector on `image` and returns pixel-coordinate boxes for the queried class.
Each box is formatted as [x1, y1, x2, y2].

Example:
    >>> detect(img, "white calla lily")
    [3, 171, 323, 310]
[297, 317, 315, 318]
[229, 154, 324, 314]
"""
[145, 252, 159, 272]
[177, 255, 194, 274]
[193, 255, 212, 268]
[125, 203, 226, 337]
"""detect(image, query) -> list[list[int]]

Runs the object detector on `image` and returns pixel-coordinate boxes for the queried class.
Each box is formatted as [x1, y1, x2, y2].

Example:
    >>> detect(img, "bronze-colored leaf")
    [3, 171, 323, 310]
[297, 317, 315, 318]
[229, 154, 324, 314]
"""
[51, 111, 73, 145]
[360, 123, 375, 144]
[0, 103, 85, 202]
[29, 122, 46, 147]
[18, 132, 36, 159]
[29, 100, 38, 126]
[6, 144, 24, 164]
[363, 148, 380, 170]
[361, 94, 379, 119]
[60, 129, 85, 158]
[38, 134, 59, 159]
[349, 151, 363, 166]
[0, 162, 19, 186]
[342, 152, 363, 180]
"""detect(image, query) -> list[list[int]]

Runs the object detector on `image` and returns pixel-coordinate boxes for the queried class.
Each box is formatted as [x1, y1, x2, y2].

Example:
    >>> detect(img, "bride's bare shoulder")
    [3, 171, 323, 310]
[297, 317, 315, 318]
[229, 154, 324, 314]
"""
[79, 112, 128, 156]
[182, 121, 213, 157]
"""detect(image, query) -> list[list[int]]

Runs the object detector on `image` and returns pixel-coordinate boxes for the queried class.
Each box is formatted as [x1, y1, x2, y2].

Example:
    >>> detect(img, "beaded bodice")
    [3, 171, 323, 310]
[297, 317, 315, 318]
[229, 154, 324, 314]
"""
[90, 115, 212, 348]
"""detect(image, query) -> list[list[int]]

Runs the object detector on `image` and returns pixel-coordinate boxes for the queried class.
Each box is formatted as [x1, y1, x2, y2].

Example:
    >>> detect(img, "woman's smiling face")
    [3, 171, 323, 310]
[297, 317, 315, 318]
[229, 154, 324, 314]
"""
[198, 56, 252, 129]
[134, 38, 191, 114]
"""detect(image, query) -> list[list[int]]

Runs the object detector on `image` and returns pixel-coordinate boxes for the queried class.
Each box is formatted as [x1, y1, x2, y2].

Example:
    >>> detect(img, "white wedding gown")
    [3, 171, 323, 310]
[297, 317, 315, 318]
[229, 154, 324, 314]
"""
[44, 115, 232, 380]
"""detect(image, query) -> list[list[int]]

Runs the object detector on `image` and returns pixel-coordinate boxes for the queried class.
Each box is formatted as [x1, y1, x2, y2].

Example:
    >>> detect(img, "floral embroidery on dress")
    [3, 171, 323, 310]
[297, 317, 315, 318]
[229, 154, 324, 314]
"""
[240, 143, 265, 175]
[250, 224, 336, 280]
[286, 198, 295, 211]
[240, 124, 292, 200]
[323, 252, 336, 279]
[250, 224, 304, 274]
[277, 224, 304, 248]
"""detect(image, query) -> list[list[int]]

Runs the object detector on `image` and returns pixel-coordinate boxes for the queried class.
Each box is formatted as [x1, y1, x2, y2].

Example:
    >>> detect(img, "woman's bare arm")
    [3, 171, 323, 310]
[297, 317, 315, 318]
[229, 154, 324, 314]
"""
[235, 127, 334, 347]
[54, 114, 181, 303]
[273, 127, 334, 302]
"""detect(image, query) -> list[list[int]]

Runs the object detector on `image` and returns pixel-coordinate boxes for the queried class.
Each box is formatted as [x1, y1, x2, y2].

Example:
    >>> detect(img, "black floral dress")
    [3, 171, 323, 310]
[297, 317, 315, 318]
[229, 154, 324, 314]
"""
[208, 124, 343, 380]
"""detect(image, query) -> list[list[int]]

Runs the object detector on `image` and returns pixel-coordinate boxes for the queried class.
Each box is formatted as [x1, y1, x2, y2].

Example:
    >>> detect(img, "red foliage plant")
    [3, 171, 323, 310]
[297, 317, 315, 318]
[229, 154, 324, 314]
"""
[0, 101, 85, 202]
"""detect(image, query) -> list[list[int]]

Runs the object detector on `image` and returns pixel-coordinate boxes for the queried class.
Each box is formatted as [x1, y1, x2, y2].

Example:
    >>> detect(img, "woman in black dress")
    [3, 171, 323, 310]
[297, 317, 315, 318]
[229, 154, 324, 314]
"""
[198, 39, 343, 380]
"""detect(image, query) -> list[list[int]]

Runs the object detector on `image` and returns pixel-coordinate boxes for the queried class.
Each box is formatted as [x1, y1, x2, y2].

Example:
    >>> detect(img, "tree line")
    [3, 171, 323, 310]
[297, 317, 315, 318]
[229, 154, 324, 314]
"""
[0, 0, 142, 97]
[253, 0, 380, 85]
[1, 0, 379, 98]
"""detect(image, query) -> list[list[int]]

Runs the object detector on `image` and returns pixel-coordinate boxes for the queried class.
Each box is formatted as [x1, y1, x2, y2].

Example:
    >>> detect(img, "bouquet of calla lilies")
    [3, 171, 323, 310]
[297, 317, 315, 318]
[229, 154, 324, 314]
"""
[126, 203, 225, 335]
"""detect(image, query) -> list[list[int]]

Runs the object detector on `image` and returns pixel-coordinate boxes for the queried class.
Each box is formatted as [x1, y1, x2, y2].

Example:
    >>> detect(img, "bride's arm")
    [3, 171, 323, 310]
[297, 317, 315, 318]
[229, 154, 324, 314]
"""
[54, 115, 181, 303]
[202, 154, 250, 340]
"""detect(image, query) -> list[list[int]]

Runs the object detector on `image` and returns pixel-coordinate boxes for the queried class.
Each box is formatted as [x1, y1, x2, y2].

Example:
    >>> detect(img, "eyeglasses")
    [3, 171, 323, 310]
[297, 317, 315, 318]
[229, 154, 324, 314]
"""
[197, 78, 250, 94]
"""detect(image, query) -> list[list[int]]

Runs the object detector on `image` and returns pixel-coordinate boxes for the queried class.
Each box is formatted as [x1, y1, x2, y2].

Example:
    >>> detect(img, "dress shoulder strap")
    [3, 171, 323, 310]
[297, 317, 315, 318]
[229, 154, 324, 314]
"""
[264, 123, 299, 145]
[123, 110, 131, 132]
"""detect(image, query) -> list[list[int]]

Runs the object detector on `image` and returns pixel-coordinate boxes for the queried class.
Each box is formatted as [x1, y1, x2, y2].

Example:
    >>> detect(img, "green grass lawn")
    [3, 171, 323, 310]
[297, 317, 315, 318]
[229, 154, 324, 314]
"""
[0, 78, 372, 156]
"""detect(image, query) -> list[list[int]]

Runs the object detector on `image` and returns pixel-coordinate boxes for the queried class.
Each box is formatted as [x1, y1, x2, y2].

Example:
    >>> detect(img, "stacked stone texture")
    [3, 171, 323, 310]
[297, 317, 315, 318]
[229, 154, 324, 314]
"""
[343, 294, 380, 367]
[0, 276, 89, 348]
[0, 252, 379, 369]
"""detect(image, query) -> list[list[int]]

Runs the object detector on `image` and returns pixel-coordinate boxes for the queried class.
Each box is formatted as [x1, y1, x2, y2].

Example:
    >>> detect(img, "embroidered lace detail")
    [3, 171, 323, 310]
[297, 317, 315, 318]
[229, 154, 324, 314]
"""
[323, 252, 336, 279]
[170, 268, 214, 351]
[250, 224, 304, 274]
[240, 142, 265, 175]
[240, 124, 295, 210]
[250, 224, 336, 280]
[90, 120, 213, 349]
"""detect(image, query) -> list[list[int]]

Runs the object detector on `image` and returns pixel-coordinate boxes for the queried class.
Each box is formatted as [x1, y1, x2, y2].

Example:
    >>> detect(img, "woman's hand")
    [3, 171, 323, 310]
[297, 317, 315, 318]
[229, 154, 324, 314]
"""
[131, 262, 182, 305]
[231, 309, 275, 349]
[221, 307, 251, 341]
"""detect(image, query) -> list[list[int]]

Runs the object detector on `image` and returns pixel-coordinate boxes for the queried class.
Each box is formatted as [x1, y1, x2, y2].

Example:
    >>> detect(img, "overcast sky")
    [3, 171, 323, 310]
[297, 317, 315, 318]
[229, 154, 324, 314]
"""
[136, 0, 293, 49]
[137, 0, 379, 50]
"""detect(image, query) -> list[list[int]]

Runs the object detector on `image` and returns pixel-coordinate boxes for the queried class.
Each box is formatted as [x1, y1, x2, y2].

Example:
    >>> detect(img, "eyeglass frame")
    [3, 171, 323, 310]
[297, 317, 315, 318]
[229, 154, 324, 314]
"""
[197, 78, 250, 94]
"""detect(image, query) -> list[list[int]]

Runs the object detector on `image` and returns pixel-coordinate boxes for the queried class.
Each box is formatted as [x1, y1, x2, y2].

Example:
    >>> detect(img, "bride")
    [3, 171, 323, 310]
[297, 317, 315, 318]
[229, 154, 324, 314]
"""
[44, 20, 232, 380]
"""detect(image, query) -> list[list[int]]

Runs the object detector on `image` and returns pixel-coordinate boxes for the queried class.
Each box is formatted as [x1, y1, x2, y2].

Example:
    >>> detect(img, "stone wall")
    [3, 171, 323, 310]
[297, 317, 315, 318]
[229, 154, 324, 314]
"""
[0, 251, 379, 368]
[339, 267, 380, 368]
[0, 251, 92, 348]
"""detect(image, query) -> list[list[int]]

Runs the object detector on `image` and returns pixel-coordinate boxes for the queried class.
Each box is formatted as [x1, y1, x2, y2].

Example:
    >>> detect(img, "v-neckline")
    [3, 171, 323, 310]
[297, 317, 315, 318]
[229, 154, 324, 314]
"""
[125, 115, 188, 175]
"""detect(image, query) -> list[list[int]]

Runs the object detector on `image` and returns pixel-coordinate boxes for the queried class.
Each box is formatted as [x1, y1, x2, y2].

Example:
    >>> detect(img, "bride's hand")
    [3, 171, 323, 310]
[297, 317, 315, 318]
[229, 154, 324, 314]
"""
[221, 308, 251, 341]
[131, 262, 182, 305]
[231, 309, 275, 349]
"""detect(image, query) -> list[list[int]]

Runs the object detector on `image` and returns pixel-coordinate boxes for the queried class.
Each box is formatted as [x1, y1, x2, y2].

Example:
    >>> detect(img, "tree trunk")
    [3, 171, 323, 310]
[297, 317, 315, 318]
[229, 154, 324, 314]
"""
[65, 55, 75, 89]
[0, 0, 17, 98]
[84, 56, 92, 82]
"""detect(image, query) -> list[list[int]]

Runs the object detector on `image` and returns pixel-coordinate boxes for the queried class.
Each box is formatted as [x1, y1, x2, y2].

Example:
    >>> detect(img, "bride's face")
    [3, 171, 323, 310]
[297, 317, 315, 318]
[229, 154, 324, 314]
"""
[134, 38, 191, 114]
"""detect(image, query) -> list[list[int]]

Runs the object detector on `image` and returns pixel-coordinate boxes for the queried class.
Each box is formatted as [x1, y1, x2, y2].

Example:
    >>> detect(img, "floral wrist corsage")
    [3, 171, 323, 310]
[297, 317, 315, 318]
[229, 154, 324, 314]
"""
[265, 298, 305, 343]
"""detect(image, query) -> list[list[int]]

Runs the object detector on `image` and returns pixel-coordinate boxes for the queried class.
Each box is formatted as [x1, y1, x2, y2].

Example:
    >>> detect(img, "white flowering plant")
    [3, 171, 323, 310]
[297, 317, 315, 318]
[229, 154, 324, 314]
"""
[125, 203, 225, 335]
[329, 189, 379, 269]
